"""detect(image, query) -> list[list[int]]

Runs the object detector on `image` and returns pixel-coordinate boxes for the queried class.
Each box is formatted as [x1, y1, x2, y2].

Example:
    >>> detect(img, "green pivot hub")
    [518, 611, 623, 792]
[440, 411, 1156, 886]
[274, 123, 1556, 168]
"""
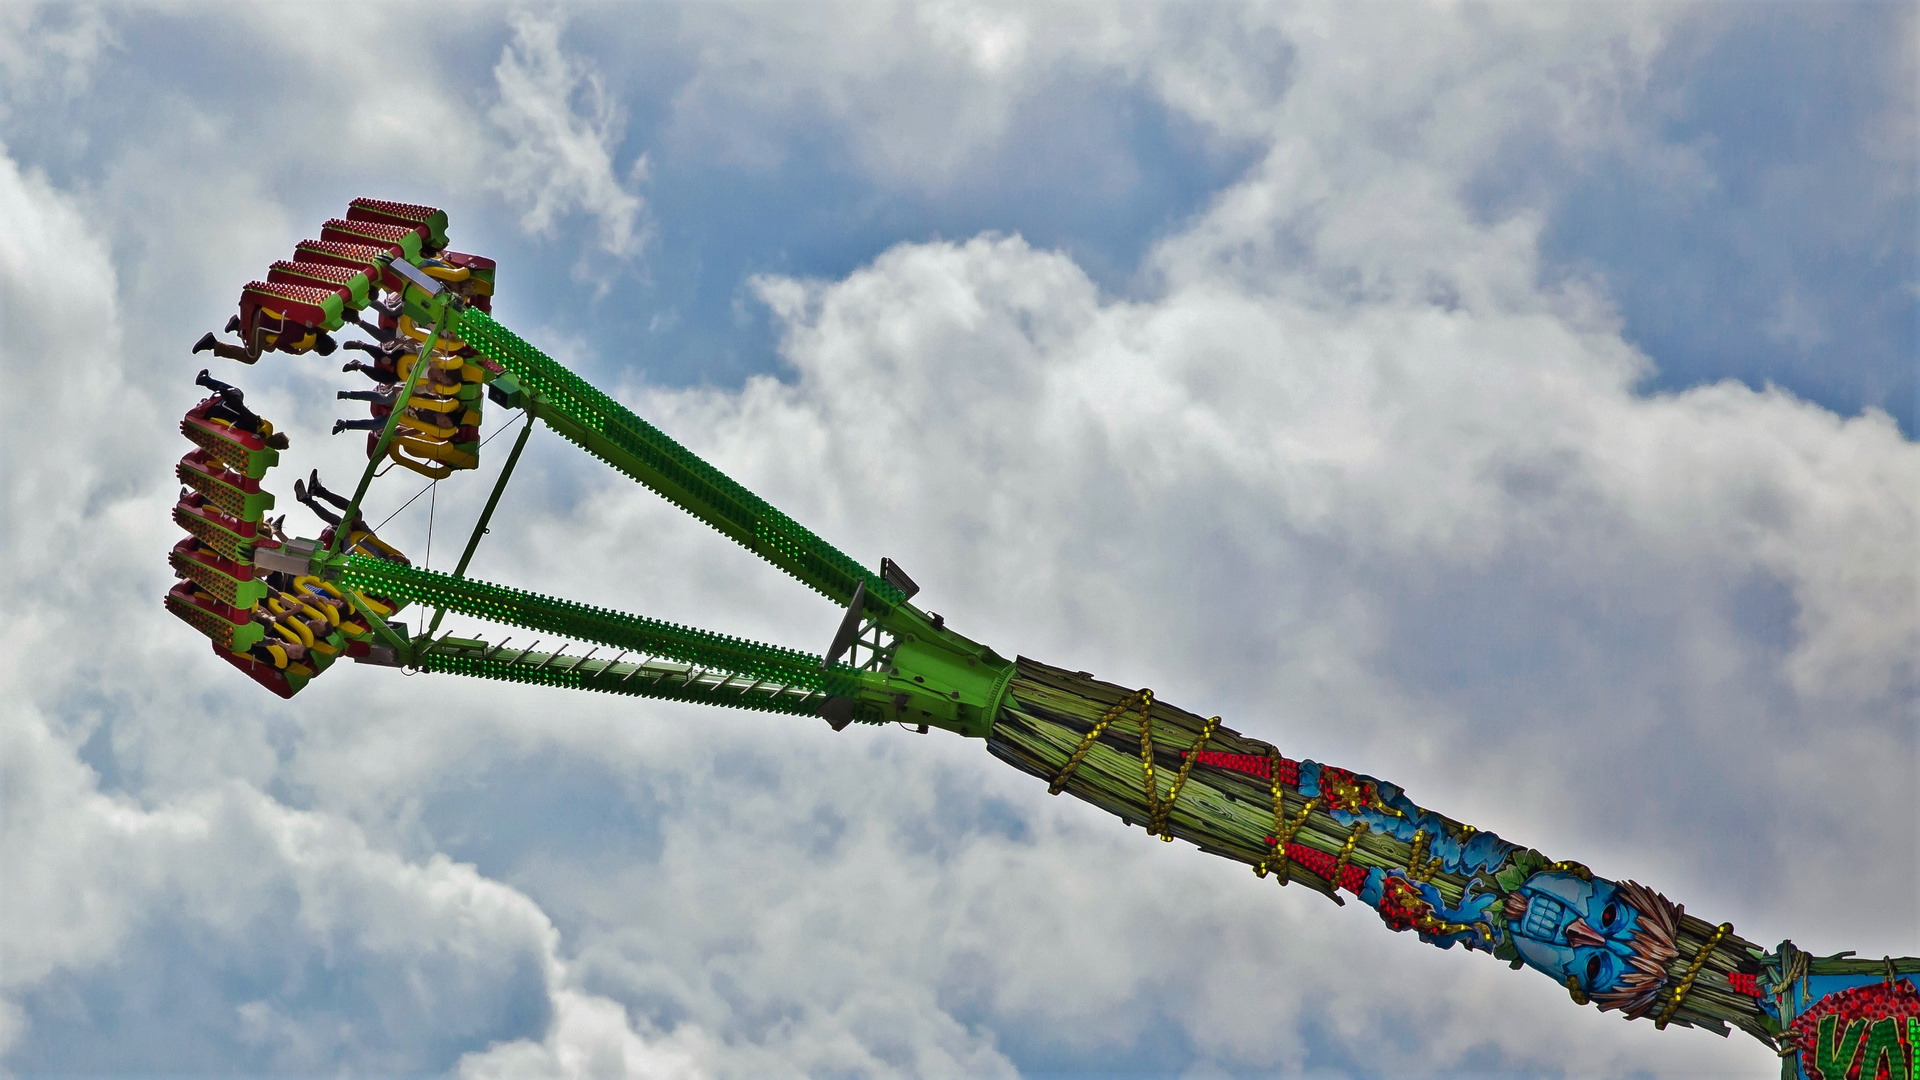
[836, 611, 1014, 738]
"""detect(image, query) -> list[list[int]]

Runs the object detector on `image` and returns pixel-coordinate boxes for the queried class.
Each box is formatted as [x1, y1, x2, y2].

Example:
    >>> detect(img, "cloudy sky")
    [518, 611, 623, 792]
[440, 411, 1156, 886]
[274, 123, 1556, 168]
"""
[1, 2, 1914, 1077]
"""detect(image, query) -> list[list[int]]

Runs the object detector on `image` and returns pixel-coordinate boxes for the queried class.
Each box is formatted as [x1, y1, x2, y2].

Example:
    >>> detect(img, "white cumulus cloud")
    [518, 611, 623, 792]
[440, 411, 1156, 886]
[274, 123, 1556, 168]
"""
[0, 2, 1911, 1077]
[491, 11, 650, 259]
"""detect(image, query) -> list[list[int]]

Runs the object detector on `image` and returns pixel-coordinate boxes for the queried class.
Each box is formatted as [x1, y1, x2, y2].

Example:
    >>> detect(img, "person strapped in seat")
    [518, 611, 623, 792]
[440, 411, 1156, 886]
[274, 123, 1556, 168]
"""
[290, 575, 371, 639]
[191, 370, 290, 450]
[293, 470, 410, 565]
[333, 336, 482, 479]
[192, 285, 342, 364]
[264, 588, 337, 660]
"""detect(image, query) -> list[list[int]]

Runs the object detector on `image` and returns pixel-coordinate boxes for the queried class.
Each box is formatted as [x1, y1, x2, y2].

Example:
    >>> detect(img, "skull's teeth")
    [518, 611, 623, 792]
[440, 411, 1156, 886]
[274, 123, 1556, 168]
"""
[1523, 894, 1566, 941]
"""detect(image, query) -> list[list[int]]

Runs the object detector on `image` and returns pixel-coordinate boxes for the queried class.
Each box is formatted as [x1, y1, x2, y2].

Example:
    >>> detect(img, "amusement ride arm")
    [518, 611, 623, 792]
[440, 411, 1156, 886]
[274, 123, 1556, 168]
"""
[172, 203, 1918, 1075]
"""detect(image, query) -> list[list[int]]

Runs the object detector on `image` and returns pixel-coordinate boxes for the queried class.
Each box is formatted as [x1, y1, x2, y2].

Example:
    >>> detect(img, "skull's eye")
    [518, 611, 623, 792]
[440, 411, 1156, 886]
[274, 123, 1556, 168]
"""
[1600, 902, 1619, 929]
[1585, 954, 1603, 986]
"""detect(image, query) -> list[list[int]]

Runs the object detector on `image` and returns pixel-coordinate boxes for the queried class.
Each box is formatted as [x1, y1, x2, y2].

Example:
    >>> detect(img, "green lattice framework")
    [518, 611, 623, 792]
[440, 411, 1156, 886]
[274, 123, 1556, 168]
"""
[364, 305, 1013, 735]
[419, 298, 1916, 1073]
[453, 309, 900, 614]
[297, 298, 1014, 737]
[339, 555, 864, 702]
[413, 638, 835, 715]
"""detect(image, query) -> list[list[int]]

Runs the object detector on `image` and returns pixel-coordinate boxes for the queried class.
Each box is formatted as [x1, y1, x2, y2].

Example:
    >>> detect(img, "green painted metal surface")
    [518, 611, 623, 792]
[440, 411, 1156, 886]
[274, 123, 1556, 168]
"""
[449, 304, 1017, 735]
[325, 299, 451, 559]
[336, 554, 863, 697]
[453, 308, 903, 614]
[415, 637, 838, 716]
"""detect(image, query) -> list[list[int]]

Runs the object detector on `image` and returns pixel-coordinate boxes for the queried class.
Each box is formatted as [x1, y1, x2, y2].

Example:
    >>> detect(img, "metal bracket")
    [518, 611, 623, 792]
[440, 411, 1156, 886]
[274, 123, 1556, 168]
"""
[880, 557, 919, 601]
[821, 579, 866, 669]
[385, 257, 444, 297]
[254, 536, 320, 577]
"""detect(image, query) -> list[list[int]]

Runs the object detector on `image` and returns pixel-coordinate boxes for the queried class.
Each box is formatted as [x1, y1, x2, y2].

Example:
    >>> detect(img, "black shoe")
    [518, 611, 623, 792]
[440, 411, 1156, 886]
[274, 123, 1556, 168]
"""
[225, 315, 240, 334]
[193, 332, 217, 355]
[313, 331, 337, 357]
[330, 420, 348, 436]
[195, 368, 244, 402]
[294, 478, 309, 505]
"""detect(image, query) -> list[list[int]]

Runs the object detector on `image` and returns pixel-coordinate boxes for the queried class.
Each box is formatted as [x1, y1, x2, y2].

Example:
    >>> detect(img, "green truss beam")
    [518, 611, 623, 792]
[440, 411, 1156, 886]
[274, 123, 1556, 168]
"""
[454, 309, 902, 615]
[414, 637, 837, 716]
[336, 554, 860, 696]
[446, 304, 1019, 737]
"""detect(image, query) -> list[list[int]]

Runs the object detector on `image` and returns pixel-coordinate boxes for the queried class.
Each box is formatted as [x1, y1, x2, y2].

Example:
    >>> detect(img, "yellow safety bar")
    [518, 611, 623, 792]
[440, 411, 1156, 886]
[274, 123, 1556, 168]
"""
[405, 393, 463, 414]
[271, 618, 314, 649]
[395, 411, 458, 441]
[386, 435, 478, 479]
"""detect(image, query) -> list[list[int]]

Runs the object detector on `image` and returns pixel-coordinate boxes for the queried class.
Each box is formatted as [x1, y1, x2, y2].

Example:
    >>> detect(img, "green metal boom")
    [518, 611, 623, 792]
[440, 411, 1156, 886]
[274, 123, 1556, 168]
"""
[454, 310, 892, 612]
[339, 554, 858, 698]
[184, 210, 1919, 1071]
[306, 298, 1015, 738]
[416, 638, 838, 716]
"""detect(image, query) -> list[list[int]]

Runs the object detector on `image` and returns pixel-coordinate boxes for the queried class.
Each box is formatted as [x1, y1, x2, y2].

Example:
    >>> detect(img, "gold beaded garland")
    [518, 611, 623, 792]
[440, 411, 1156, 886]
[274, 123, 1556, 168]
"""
[1654, 922, 1733, 1030]
[1049, 690, 1151, 795]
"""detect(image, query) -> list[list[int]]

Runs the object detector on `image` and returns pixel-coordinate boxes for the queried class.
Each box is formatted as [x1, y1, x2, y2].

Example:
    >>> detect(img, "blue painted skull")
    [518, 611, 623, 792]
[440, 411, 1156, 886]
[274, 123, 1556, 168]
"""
[1504, 871, 1643, 996]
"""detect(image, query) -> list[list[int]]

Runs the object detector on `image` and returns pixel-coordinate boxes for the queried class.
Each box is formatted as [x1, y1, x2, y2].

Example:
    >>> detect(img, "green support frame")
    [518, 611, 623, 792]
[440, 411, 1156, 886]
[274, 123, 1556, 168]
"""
[308, 296, 1017, 737]
[325, 296, 454, 560]
[188, 202, 1920, 1068]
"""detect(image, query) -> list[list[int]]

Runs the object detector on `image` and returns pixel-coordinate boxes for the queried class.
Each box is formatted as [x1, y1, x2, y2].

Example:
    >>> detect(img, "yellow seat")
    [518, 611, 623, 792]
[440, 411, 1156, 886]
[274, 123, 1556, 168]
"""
[390, 434, 478, 475]
[384, 444, 453, 480]
[340, 530, 407, 567]
[396, 317, 470, 361]
[350, 588, 395, 618]
[420, 261, 472, 283]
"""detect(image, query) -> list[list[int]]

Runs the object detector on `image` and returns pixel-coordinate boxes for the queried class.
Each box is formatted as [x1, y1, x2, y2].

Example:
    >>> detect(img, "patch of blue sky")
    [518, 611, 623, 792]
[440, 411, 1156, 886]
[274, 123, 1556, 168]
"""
[49, 44, 1232, 402]
[547, 11, 1914, 446]
[34, 6, 1906, 435]
[973, 1005, 1201, 1080]
[5, 907, 551, 1075]
[413, 745, 668, 943]
[1489, 4, 1915, 435]
[566, 75, 1258, 391]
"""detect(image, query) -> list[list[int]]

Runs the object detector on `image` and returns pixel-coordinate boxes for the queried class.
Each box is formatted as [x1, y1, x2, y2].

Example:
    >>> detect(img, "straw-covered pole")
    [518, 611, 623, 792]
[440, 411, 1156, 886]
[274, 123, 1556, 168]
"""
[988, 658, 1777, 1045]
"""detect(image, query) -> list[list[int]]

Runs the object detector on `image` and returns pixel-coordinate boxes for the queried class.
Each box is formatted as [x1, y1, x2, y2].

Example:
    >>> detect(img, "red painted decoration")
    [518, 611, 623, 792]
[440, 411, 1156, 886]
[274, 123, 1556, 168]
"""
[1283, 841, 1367, 893]
[1786, 978, 1919, 1080]
[1314, 764, 1381, 813]
[1376, 875, 1429, 932]
[1184, 749, 1300, 787]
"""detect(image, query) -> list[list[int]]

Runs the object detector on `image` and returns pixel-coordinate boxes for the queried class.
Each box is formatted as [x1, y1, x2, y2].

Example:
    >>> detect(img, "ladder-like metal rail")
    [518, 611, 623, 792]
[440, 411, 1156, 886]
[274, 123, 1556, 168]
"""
[413, 636, 833, 715]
